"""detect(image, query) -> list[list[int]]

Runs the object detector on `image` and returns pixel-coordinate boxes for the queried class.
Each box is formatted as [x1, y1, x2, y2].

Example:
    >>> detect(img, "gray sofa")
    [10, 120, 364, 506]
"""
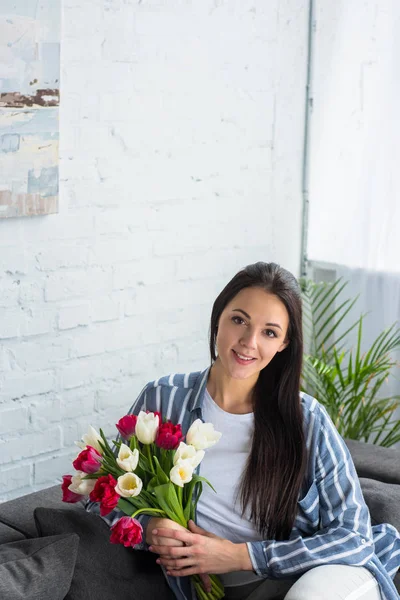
[0, 439, 399, 599]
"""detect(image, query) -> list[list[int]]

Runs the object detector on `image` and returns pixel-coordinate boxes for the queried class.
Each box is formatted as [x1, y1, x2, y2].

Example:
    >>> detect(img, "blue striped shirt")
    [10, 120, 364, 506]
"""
[87, 367, 400, 600]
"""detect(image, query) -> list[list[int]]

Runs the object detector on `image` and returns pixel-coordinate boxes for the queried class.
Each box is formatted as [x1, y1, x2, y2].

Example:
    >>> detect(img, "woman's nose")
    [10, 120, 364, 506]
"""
[240, 329, 257, 349]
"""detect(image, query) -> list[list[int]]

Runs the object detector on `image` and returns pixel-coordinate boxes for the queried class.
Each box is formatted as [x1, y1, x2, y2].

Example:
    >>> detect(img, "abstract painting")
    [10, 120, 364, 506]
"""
[0, 1, 60, 218]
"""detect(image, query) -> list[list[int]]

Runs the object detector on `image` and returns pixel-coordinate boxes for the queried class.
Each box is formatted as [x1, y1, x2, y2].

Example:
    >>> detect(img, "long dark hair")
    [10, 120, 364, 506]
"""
[209, 262, 307, 540]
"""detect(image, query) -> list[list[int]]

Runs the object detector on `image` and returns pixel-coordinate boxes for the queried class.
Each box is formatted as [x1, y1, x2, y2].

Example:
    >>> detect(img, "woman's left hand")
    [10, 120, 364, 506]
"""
[148, 520, 251, 577]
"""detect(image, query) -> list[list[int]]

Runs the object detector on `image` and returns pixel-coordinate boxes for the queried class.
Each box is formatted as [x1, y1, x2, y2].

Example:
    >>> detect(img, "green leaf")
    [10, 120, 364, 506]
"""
[153, 455, 169, 485]
[152, 482, 187, 527]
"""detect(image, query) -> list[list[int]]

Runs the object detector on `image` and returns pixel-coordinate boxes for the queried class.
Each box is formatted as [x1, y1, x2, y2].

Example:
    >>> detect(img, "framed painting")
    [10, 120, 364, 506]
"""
[0, 1, 60, 218]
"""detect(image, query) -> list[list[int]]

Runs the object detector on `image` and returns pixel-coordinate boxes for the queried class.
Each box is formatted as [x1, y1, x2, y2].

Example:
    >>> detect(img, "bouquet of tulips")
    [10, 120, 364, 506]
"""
[61, 410, 224, 600]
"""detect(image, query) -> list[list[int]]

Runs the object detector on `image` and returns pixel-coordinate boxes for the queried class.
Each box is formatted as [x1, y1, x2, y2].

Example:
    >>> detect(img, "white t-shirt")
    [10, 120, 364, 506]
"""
[196, 388, 264, 586]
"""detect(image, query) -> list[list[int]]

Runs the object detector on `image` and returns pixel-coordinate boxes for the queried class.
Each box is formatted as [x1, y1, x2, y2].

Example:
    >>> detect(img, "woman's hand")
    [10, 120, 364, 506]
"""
[146, 517, 186, 547]
[147, 519, 213, 593]
[149, 520, 252, 578]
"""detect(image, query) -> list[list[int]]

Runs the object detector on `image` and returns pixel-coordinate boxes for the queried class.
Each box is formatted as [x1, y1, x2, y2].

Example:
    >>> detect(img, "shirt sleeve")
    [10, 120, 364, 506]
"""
[246, 405, 375, 578]
[85, 382, 152, 551]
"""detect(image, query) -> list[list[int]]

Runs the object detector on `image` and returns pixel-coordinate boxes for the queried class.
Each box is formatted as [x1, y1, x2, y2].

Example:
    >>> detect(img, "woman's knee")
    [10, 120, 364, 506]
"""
[283, 565, 380, 600]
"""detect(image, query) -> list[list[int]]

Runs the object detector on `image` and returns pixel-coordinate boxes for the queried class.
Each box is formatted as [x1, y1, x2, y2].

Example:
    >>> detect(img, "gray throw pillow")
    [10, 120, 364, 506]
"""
[0, 533, 79, 600]
[34, 507, 175, 600]
[359, 477, 400, 531]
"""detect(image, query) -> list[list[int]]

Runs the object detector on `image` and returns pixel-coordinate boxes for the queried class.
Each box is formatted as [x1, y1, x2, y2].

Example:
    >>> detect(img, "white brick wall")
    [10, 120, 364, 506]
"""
[0, 0, 308, 501]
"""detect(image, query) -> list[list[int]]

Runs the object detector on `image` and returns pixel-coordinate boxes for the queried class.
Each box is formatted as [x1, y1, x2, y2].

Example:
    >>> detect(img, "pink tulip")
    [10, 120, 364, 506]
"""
[73, 445, 102, 474]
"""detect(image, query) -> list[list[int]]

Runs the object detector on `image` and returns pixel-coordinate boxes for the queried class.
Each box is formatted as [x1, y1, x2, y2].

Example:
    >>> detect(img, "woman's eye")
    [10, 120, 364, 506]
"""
[264, 329, 277, 338]
[232, 316, 244, 325]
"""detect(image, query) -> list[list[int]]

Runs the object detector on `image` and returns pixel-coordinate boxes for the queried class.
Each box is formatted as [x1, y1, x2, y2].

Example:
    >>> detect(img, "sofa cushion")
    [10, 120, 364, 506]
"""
[0, 484, 84, 538]
[0, 521, 26, 544]
[0, 533, 79, 600]
[345, 439, 400, 485]
[359, 478, 400, 532]
[34, 506, 175, 600]
[359, 478, 400, 593]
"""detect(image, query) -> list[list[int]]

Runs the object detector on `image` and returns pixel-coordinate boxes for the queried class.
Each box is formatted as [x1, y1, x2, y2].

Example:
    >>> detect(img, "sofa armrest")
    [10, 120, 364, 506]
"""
[0, 485, 85, 538]
[344, 438, 400, 485]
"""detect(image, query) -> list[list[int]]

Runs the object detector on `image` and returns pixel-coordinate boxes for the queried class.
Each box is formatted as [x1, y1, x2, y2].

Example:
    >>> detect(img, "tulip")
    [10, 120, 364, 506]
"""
[170, 459, 194, 487]
[115, 472, 143, 498]
[75, 425, 103, 454]
[116, 415, 137, 440]
[186, 419, 222, 450]
[110, 516, 143, 547]
[61, 475, 82, 503]
[73, 445, 102, 474]
[116, 444, 139, 472]
[89, 474, 119, 516]
[68, 471, 96, 496]
[156, 421, 184, 450]
[135, 411, 159, 445]
[173, 442, 205, 469]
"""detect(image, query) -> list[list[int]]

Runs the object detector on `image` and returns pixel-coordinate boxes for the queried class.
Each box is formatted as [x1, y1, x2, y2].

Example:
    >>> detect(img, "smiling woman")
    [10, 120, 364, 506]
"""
[86, 262, 400, 600]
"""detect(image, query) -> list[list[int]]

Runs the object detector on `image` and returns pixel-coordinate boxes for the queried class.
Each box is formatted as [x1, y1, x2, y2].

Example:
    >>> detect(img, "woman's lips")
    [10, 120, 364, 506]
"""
[232, 349, 256, 365]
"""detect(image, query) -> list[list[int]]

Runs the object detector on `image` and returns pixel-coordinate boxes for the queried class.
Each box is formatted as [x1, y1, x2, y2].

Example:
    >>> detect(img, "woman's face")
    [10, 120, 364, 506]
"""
[215, 287, 290, 382]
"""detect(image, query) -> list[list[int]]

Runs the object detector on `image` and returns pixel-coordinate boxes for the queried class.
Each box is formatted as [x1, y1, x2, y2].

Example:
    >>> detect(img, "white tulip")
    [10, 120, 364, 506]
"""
[173, 442, 205, 469]
[75, 425, 103, 454]
[170, 459, 194, 487]
[135, 411, 159, 445]
[68, 471, 96, 495]
[115, 472, 143, 498]
[186, 419, 222, 450]
[117, 444, 139, 472]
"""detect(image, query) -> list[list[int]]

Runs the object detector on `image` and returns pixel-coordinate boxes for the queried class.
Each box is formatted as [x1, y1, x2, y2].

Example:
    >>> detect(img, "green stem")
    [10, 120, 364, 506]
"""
[144, 444, 155, 474]
[131, 508, 167, 519]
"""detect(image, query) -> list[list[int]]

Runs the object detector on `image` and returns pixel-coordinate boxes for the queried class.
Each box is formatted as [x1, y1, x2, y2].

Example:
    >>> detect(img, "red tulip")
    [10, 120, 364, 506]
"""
[155, 421, 184, 450]
[61, 475, 82, 503]
[89, 474, 119, 516]
[116, 414, 137, 440]
[110, 516, 143, 547]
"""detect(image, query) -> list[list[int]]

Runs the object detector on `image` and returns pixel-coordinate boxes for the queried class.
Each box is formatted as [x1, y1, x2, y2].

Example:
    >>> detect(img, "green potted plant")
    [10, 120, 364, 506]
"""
[301, 278, 400, 447]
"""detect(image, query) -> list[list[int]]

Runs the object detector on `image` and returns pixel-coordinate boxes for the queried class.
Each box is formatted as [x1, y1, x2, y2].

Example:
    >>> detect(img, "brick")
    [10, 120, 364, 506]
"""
[18, 280, 44, 305]
[21, 213, 94, 243]
[0, 464, 32, 494]
[71, 320, 141, 357]
[13, 337, 71, 371]
[58, 303, 90, 330]
[95, 375, 143, 412]
[113, 258, 176, 290]
[0, 248, 30, 275]
[0, 308, 23, 339]
[0, 404, 29, 436]
[34, 452, 77, 486]
[0, 428, 61, 465]
[91, 294, 120, 322]
[0, 279, 20, 308]
[89, 234, 151, 266]
[134, 279, 220, 314]
[29, 394, 61, 429]
[0, 371, 56, 402]
[36, 244, 89, 271]
[60, 357, 104, 390]
[61, 387, 96, 420]
[45, 269, 112, 302]
[21, 308, 56, 337]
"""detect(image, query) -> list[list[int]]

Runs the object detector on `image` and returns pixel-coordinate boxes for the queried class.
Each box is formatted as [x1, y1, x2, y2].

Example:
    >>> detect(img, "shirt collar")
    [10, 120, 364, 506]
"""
[188, 366, 211, 413]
